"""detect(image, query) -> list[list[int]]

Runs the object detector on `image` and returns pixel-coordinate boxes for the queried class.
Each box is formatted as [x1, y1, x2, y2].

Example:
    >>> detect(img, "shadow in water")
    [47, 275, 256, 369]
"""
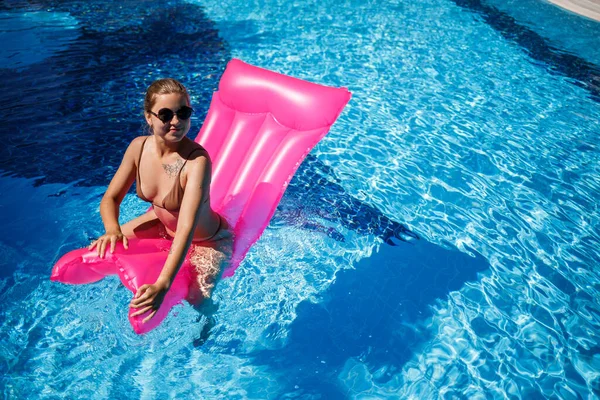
[248, 239, 489, 398]
[279, 154, 418, 246]
[0, 0, 229, 186]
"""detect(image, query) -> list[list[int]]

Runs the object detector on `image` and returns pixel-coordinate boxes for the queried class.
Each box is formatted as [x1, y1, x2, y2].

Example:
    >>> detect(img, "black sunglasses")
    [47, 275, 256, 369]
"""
[149, 106, 193, 123]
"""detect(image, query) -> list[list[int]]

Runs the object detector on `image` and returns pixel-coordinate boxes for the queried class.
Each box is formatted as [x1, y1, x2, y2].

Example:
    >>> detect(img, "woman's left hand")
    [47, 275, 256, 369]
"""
[129, 280, 170, 323]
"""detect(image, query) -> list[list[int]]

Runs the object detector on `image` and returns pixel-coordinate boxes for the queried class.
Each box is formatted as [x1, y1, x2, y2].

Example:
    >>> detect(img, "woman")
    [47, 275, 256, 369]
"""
[88, 78, 231, 323]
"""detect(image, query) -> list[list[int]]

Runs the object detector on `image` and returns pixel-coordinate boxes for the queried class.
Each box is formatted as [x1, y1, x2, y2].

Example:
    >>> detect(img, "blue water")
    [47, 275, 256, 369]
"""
[2, 0, 600, 398]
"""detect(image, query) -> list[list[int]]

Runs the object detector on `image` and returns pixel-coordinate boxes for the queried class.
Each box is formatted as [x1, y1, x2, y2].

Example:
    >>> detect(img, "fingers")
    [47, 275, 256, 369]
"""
[97, 239, 103, 257]
[130, 305, 153, 317]
[129, 283, 165, 322]
[130, 295, 147, 308]
[130, 296, 154, 309]
[134, 284, 150, 299]
[88, 237, 105, 256]
[142, 310, 157, 323]
[110, 236, 117, 254]
[87, 232, 128, 256]
[131, 286, 153, 307]
[99, 239, 107, 258]
[130, 295, 160, 320]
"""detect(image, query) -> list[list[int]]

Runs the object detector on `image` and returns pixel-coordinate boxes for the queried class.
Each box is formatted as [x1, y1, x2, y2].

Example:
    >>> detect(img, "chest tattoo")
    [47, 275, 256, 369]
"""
[163, 158, 185, 178]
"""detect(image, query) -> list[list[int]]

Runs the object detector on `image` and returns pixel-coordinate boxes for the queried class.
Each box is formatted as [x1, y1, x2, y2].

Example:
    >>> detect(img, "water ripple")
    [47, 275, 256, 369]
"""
[1, 0, 600, 398]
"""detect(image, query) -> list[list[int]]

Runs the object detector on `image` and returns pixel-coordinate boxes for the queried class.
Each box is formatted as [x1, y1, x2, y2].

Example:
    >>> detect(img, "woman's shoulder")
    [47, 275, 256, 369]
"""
[127, 136, 150, 152]
[181, 141, 211, 178]
[184, 140, 210, 162]
[121, 136, 148, 161]
[129, 135, 149, 148]
[121, 135, 148, 150]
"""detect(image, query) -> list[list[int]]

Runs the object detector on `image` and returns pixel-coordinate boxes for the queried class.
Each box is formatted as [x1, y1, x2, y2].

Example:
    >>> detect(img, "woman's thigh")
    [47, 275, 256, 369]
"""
[120, 209, 166, 239]
[186, 235, 233, 305]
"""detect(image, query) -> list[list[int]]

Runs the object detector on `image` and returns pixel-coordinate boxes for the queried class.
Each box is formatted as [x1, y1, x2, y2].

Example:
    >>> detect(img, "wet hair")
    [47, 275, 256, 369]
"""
[143, 78, 191, 113]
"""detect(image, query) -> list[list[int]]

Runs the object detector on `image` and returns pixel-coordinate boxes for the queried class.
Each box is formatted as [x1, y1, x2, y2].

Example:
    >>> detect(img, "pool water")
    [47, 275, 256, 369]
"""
[2, 0, 600, 398]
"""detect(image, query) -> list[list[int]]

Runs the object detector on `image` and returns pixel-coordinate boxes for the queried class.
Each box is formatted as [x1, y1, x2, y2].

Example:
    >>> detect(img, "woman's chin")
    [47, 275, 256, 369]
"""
[167, 131, 187, 141]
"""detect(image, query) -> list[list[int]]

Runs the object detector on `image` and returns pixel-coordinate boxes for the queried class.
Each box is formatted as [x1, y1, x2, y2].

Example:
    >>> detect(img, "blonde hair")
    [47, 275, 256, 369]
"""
[143, 78, 190, 113]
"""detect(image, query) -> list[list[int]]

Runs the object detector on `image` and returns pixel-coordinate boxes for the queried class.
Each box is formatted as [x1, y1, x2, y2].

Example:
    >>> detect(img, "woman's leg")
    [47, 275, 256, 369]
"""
[193, 297, 219, 346]
[120, 208, 167, 239]
[187, 236, 233, 345]
[186, 234, 233, 305]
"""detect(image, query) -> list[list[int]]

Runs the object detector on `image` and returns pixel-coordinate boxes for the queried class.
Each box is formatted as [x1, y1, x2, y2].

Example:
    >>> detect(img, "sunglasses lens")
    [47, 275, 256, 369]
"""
[157, 109, 175, 123]
[177, 106, 193, 120]
[154, 107, 193, 123]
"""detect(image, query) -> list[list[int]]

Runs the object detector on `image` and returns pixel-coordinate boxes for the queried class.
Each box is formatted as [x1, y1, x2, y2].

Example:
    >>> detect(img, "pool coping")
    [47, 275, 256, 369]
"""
[546, 0, 600, 22]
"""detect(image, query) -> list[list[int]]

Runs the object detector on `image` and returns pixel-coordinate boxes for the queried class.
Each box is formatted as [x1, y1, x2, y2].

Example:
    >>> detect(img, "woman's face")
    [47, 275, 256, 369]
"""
[145, 93, 192, 141]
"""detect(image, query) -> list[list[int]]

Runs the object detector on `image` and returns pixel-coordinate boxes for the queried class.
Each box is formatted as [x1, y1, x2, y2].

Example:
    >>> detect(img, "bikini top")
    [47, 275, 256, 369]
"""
[136, 137, 207, 212]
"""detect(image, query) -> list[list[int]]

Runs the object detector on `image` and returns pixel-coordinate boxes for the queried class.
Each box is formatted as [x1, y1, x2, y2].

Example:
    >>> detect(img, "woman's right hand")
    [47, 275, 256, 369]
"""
[88, 230, 129, 258]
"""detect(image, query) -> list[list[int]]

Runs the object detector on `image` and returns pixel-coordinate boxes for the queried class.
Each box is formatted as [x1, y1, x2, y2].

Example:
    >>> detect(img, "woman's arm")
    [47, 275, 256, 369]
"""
[89, 137, 141, 257]
[158, 154, 210, 286]
[130, 152, 211, 321]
